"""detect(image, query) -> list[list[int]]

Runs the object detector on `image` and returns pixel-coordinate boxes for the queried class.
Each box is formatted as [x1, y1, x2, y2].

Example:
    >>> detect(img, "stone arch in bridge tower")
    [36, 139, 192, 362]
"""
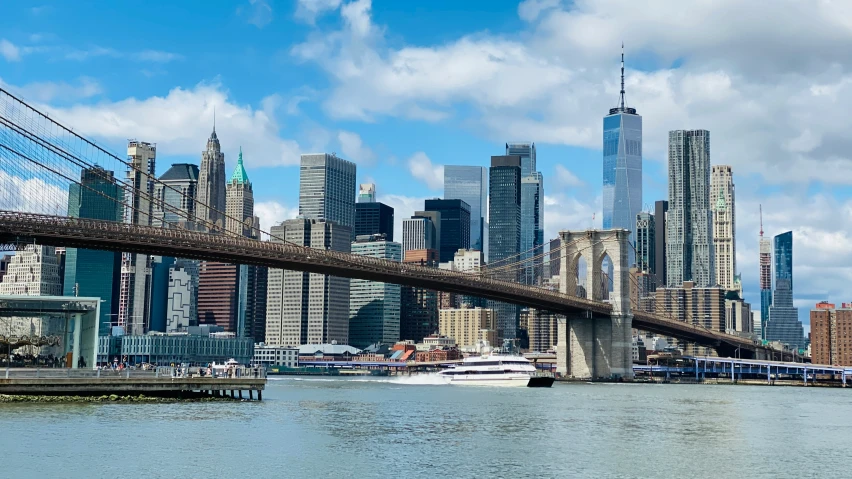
[558, 229, 631, 316]
[556, 229, 633, 380]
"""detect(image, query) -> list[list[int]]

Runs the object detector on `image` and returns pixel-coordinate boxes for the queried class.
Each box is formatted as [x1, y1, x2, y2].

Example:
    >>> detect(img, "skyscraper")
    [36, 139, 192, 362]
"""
[63, 166, 123, 335]
[666, 130, 714, 287]
[766, 231, 805, 349]
[508, 142, 544, 285]
[424, 198, 471, 263]
[635, 212, 655, 274]
[349, 234, 402, 348]
[355, 185, 394, 241]
[197, 125, 226, 230]
[488, 155, 522, 339]
[444, 166, 488, 253]
[119, 140, 156, 335]
[654, 200, 668, 288]
[711, 165, 736, 292]
[759, 207, 772, 340]
[358, 183, 376, 203]
[153, 163, 199, 229]
[265, 219, 352, 346]
[402, 215, 439, 256]
[224, 148, 259, 238]
[299, 153, 357, 232]
[603, 47, 642, 267]
[400, 250, 439, 342]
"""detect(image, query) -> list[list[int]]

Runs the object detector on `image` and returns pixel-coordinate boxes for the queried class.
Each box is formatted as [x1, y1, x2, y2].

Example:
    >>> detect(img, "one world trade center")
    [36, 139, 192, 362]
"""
[602, 45, 642, 267]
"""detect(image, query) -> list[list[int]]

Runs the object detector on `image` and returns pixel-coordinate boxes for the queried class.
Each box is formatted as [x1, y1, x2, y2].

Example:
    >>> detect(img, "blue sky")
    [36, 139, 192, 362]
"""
[3, 0, 852, 330]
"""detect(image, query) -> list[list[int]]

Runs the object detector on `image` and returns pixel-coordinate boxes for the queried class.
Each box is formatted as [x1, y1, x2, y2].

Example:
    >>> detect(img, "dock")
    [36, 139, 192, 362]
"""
[0, 366, 267, 400]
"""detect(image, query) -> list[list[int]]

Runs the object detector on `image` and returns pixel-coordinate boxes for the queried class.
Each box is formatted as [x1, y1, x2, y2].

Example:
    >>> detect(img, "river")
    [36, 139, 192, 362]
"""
[1, 376, 850, 478]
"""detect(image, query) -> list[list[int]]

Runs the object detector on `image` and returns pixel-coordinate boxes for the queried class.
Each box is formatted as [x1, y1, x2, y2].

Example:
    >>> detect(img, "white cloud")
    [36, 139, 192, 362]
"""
[0, 39, 21, 62]
[65, 46, 181, 63]
[238, 0, 274, 28]
[0, 170, 68, 216]
[295, 0, 342, 24]
[518, 0, 561, 22]
[337, 130, 375, 165]
[292, 0, 852, 184]
[542, 193, 600, 242]
[39, 82, 303, 168]
[407, 152, 443, 190]
[136, 50, 183, 63]
[0, 77, 102, 103]
[554, 164, 584, 187]
[254, 200, 299, 236]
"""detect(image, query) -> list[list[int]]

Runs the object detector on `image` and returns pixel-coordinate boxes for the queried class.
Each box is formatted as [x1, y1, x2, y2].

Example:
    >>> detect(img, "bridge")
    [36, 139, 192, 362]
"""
[0, 86, 791, 379]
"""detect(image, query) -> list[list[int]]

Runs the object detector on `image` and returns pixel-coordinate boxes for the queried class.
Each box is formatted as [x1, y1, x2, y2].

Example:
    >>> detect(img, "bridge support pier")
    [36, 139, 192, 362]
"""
[558, 229, 634, 380]
[557, 312, 632, 380]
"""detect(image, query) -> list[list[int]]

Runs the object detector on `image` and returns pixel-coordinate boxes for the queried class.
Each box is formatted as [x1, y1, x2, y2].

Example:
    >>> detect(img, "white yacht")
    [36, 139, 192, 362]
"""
[437, 353, 554, 388]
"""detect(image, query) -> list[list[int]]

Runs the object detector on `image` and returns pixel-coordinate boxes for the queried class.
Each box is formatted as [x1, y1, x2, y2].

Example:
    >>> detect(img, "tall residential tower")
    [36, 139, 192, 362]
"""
[666, 130, 714, 287]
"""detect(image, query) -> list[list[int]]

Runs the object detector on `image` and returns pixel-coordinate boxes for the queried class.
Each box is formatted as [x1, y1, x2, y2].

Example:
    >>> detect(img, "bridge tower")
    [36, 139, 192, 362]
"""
[556, 229, 633, 380]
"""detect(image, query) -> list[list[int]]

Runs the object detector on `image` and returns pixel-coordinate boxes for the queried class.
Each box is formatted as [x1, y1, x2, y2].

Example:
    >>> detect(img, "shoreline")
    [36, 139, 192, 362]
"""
[0, 393, 244, 403]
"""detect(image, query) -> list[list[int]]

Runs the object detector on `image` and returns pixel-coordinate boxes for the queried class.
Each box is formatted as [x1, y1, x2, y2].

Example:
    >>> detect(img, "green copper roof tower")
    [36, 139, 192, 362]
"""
[230, 146, 250, 185]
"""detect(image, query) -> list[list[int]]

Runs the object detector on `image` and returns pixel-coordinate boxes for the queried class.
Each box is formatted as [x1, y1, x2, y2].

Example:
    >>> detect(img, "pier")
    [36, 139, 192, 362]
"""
[0, 366, 267, 400]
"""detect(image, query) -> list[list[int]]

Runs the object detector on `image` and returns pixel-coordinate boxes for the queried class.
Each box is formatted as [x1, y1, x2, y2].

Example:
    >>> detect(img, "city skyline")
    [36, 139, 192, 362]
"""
[1, 0, 847, 332]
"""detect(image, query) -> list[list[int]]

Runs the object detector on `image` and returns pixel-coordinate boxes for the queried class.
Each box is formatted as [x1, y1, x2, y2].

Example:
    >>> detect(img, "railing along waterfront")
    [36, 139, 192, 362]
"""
[3, 366, 267, 380]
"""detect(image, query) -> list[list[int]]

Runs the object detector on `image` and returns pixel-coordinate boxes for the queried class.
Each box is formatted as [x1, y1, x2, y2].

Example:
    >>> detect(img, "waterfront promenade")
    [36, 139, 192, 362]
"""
[0, 366, 267, 400]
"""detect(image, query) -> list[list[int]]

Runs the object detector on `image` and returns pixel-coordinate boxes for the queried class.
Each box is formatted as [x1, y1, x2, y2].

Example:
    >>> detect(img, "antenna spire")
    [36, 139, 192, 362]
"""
[759, 204, 764, 237]
[619, 43, 626, 110]
[213, 105, 216, 133]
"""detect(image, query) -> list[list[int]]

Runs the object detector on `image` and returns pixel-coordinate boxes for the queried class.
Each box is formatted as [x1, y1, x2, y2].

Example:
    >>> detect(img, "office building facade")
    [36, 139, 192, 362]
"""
[444, 166, 488, 252]
[666, 130, 714, 287]
[507, 142, 544, 285]
[438, 307, 496, 350]
[153, 163, 199, 229]
[424, 198, 471, 263]
[653, 200, 668, 288]
[402, 216, 438, 256]
[265, 219, 352, 346]
[349, 235, 402, 348]
[635, 212, 655, 275]
[0, 245, 62, 296]
[488, 155, 522, 339]
[400, 250, 439, 342]
[298, 153, 357, 232]
[711, 165, 737, 292]
[355, 201, 394, 241]
[759, 216, 772, 340]
[197, 126, 226, 230]
[119, 141, 156, 335]
[63, 166, 123, 334]
[766, 231, 805, 350]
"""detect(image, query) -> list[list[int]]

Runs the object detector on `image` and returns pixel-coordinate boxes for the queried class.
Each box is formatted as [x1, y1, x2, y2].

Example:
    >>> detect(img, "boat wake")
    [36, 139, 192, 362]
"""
[267, 373, 448, 386]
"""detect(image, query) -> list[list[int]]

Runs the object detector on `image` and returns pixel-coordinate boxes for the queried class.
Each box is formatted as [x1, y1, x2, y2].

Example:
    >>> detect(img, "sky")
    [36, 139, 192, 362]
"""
[2, 0, 852, 330]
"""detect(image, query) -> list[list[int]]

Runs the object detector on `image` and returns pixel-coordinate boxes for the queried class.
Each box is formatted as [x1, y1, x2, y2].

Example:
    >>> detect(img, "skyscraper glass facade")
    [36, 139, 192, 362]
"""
[488, 155, 521, 340]
[64, 166, 123, 335]
[603, 109, 642, 267]
[424, 198, 471, 263]
[635, 212, 655, 274]
[349, 238, 402, 348]
[444, 166, 488, 253]
[355, 202, 395, 241]
[766, 231, 805, 349]
[508, 143, 544, 285]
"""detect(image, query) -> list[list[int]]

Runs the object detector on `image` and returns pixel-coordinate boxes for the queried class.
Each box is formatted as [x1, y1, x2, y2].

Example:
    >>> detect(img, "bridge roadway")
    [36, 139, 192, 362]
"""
[0, 211, 776, 358]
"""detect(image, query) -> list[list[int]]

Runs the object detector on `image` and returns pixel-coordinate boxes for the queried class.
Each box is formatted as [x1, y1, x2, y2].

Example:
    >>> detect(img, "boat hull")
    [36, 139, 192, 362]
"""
[441, 375, 531, 387]
[527, 376, 555, 388]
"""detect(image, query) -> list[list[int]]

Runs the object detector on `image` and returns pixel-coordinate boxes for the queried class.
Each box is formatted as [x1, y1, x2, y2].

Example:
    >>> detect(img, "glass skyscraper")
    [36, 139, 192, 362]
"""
[424, 198, 471, 263]
[488, 155, 522, 340]
[603, 50, 642, 267]
[444, 166, 488, 254]
[64, 166, 123, 335]
[766, 231, 805, 349]
[507, 142, 544, 285]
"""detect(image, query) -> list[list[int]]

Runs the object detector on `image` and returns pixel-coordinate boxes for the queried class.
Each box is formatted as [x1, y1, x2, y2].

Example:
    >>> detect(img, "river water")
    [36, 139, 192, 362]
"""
[1, 376, 850, 478]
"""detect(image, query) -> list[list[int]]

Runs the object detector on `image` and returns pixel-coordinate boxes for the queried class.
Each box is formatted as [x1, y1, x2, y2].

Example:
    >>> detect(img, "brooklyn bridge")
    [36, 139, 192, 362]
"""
[0, 87, 792, 379]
